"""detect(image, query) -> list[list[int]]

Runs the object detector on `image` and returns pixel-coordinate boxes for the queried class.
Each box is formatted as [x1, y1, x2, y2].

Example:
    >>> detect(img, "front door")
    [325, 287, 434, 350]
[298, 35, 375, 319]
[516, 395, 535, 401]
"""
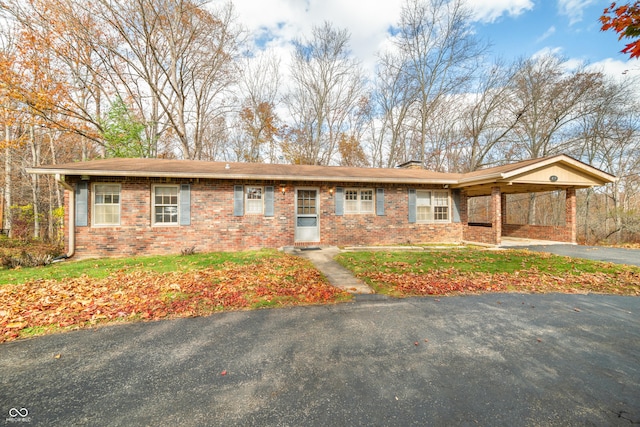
[295, 188, 319, 242]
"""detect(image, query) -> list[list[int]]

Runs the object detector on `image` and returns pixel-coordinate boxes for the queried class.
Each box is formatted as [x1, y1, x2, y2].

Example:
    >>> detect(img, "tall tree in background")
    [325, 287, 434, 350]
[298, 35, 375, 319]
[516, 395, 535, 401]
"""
[235, 53, 282, 162]
[392, 0, 484, 167]
[284, 21, 366, 165]
[510, 54, 604, 160]
[601, 1, 640, 58]
[90, 0, 242, 160]
[100, 96, 147, 158]
[1, 0, 243, 160]
[458, 61, 523, 172]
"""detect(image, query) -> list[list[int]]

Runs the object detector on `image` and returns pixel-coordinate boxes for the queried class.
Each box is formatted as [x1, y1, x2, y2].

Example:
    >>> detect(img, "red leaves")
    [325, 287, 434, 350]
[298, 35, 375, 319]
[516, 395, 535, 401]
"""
[601, 1, 640, 58]
[0, 254, 347, 343]
[362, 268, 640, 297]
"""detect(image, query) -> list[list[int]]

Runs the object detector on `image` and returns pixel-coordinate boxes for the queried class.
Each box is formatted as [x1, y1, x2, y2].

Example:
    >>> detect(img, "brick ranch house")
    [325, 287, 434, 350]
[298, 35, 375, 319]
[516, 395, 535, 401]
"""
[28, 154, 615, 259]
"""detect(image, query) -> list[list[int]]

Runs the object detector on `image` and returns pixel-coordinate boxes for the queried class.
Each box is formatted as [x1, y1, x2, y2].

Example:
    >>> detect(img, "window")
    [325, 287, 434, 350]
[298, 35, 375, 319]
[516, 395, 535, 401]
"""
[245, 186, 264, 214]
[154, 185, 179, 225]
[417, 190, 449, 222]
[93, 184, 121, 226]
[344, 188, 374, 214]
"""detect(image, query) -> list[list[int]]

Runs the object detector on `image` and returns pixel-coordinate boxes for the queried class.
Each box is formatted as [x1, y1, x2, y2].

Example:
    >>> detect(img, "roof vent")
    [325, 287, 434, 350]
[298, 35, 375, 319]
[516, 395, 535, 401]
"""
[396, 160, 423, 169]
[225, 163, 230, 169]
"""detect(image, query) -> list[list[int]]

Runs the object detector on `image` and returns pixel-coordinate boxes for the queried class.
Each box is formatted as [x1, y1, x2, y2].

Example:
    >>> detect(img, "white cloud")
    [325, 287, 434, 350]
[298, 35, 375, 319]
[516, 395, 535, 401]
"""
[466, 0, 534, 23]
[587, 58, 640, 81]
[557, 0, 598, 25]
[226, 0, 540, 70]
[536, 26, 556, 43]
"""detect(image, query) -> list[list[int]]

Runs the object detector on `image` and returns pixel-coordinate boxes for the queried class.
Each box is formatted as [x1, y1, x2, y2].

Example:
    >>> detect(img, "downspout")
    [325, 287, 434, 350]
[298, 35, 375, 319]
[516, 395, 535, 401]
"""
[54, 174, 75, 260]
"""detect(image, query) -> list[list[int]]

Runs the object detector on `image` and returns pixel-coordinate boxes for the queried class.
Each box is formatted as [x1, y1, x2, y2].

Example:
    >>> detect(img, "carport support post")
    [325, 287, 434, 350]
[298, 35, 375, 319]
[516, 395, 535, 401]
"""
[491, 186, 502, 246]
[566, 187, 577, 244]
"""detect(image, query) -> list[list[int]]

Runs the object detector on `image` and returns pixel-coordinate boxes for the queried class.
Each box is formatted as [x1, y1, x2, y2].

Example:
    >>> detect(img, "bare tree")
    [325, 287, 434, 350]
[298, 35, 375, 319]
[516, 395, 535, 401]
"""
[373, 49, 416, 167]
[284, 21, 365, 165]
[575, 75, 640, 243]
[235, 52, 282, 162]
[392, 0, 484, 165]
[458, 61, 523, 172]
[510, 53, 604, 159]
[90, 0, 242, 159]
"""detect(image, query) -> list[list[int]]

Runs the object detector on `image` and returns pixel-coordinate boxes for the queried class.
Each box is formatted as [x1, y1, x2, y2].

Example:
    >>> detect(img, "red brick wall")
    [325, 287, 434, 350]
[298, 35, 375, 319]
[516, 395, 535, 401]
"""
[64, 177, 464, 258]
[463, 224, 497, 245]
[502, 224, 572, 242]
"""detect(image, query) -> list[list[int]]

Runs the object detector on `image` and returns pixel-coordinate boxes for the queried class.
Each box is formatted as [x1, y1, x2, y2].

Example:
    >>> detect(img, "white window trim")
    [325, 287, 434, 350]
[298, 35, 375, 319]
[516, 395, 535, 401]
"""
[245, 186, 264, 215]
[152, 184, 180, 227]
[92, 183, 121, 227]
[344, 188, 375, 214]
[416, 190, 450, 223]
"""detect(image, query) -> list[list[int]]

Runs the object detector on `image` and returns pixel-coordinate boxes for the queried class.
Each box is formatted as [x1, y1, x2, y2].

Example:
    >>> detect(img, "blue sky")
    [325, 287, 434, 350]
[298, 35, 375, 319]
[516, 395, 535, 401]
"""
[476, 2, 628, 65]
[224, 0, 639, 78]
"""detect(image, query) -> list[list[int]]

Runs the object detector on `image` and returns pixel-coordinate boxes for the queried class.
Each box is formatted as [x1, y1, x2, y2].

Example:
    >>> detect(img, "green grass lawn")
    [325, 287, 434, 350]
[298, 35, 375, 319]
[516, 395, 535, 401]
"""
[0, 250, 273, 285]
[1, 249, 349, 343]
[335, 247, 640, 296]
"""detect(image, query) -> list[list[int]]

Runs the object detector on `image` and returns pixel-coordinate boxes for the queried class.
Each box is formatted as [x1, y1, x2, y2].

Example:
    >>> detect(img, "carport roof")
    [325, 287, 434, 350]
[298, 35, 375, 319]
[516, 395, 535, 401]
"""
[28, 154, 615, 191]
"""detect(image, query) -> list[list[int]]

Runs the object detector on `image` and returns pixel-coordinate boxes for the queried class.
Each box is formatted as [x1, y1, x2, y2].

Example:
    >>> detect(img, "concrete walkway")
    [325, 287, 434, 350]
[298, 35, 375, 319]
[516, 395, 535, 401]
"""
[284, 246, 374, 294]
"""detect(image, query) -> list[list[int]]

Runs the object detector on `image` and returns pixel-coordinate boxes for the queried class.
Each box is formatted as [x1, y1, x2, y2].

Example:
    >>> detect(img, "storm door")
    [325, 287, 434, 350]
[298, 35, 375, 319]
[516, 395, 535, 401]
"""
[295, 188, 319, 242]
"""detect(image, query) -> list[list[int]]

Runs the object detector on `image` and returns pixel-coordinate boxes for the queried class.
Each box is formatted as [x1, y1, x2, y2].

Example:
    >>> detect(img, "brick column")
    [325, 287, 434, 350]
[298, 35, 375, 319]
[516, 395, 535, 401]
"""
[566, 187, 576, 244]
[491, 186, 502, 246]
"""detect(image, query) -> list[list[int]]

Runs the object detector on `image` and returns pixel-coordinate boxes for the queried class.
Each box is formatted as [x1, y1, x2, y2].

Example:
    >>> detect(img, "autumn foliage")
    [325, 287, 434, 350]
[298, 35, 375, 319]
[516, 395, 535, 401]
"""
[601, 2, 640, 58]
[364, 267, 640, 296]
[338, 250, 640, 297]
[0, 254, 347, 343]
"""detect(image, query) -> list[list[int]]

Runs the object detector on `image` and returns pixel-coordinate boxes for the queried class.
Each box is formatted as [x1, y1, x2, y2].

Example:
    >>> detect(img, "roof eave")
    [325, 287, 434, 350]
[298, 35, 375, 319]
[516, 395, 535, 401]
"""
[27, 168, 457, 185]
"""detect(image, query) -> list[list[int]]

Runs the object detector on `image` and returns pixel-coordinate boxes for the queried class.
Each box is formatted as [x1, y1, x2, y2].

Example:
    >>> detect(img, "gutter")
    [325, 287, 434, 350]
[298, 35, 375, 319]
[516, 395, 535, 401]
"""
[53, 174, 75, 260]
[29, 168, 459, 185]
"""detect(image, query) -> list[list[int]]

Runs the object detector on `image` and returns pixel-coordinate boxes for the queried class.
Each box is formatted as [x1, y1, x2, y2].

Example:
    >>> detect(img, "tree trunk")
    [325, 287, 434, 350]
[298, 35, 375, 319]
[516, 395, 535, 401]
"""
[30, 125, 40, 239]
[4, 124, 11, 236]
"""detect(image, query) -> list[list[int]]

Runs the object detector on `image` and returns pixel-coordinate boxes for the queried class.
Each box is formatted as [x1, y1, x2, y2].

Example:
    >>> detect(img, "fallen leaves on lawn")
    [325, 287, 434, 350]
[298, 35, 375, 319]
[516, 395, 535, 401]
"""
[362, 268, 640, 297]
[0, 255, 347, 343]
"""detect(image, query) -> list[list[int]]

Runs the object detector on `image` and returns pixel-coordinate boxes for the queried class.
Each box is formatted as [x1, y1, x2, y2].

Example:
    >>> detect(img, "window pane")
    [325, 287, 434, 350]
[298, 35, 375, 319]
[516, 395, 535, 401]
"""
[245, 187, 263, 214]
[434, 206, 449, 221]
[246, 199, 263, 214]
[360, 200, 374, 212]
[154, 186, 179, 224]
[417, 206, 431, 222]
[246, 187, 262, 200]
[94, 184, 120, 225]
[433, 191, 449, 206]
[345, 200, 358, 213]
[297, 190, 316, 215]
[417, 191, 431, 206]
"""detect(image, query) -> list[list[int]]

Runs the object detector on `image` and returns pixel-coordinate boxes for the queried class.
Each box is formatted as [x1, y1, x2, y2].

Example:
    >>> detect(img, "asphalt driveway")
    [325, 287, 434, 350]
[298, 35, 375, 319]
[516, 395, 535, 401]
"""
[517, 244, 640, 267]
[1, 294, 638, 426]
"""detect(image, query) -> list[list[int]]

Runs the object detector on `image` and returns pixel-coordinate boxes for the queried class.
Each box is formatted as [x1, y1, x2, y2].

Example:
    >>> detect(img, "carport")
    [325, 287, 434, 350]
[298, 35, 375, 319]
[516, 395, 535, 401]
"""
[454, 155, 617, 246]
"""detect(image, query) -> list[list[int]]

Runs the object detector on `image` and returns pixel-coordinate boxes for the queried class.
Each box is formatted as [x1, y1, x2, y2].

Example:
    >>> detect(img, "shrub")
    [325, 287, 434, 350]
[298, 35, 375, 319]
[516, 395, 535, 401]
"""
[0, 237, 63, 269]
